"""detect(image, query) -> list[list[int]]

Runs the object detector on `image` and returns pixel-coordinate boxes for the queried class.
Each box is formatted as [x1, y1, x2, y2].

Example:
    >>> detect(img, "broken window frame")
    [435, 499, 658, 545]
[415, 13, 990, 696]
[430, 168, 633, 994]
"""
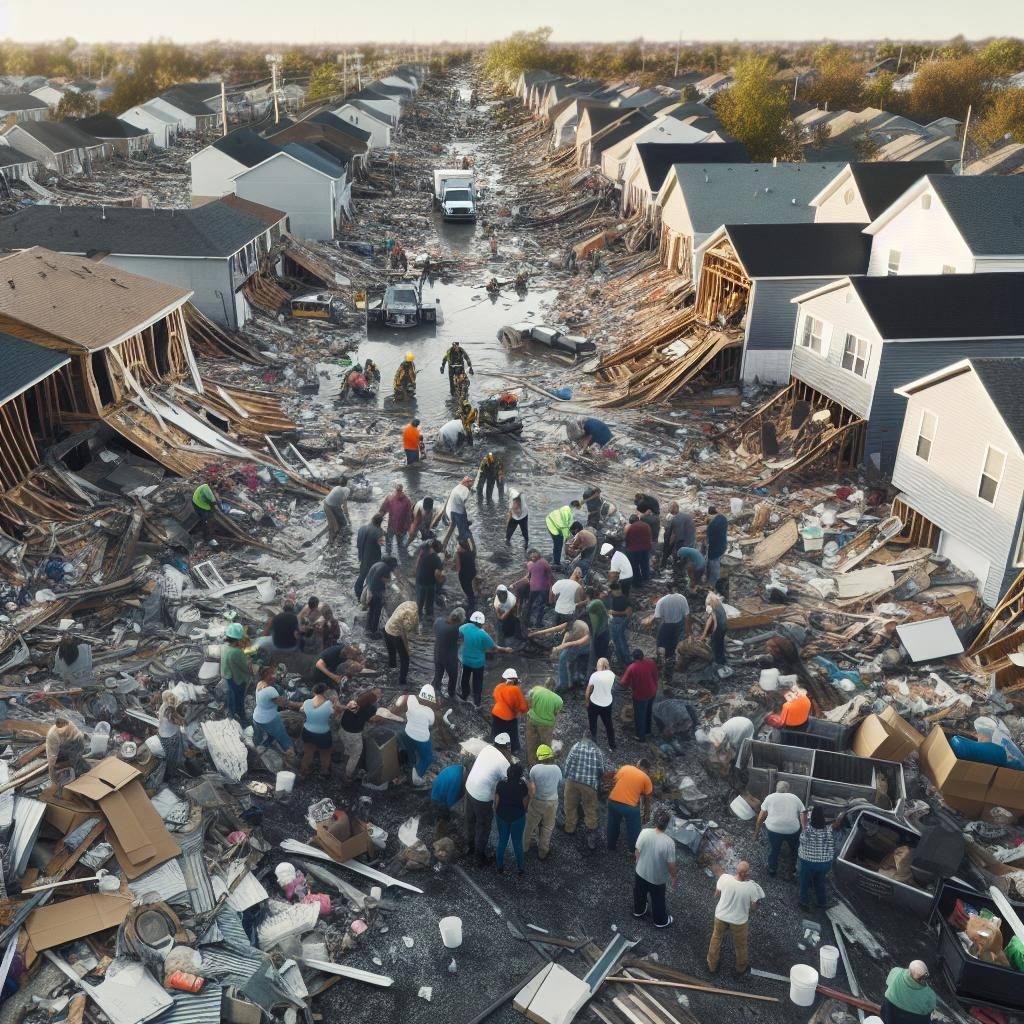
[799, 314, 825, 356]
[915, 409, 937, 462]
[840, 333, 871, 378]
[978, 444, 1006, 505]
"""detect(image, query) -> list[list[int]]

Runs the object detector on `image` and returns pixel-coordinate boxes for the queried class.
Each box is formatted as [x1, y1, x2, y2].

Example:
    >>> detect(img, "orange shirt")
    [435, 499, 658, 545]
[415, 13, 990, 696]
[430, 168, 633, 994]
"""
[609, 765, 652, 807]
[492, 683, 528, 721]
[403, 424, 421, 451]
[778, 693, 811, 727]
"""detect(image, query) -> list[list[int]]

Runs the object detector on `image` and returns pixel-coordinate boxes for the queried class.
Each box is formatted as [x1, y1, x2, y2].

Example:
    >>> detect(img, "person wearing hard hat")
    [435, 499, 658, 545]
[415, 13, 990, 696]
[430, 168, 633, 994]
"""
[464, 733, 513, 867]
[477, 451, 505, 500]
[524, 744, 563, 861]
[440, 340, 474, 395]
[393, 352, 417, 398]
[220, 622, 254, 724]
[394, 684, 437, 787]
[459, 610, 513, 707]
[882, 961, 935, 1024]
[403, 418, 424, 464]
[491, 668, 528, 754]
[601, 541, 634, 597]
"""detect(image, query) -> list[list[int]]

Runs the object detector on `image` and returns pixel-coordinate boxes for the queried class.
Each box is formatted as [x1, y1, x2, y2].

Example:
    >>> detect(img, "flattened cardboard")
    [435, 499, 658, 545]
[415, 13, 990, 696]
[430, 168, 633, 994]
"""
[64, 757, 179, 878]
[24, 893, 132, 950]
[852, 707, 923, 762]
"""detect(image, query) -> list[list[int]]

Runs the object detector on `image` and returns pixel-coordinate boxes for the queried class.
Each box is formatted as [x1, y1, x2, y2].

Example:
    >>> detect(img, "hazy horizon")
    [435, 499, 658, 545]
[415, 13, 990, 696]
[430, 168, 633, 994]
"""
[0, 0, 1019, 47]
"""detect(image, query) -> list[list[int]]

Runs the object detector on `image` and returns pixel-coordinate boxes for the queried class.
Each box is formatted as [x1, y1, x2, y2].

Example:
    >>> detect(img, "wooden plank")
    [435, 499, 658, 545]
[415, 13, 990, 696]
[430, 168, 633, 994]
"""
[605, 977, 778, 1004]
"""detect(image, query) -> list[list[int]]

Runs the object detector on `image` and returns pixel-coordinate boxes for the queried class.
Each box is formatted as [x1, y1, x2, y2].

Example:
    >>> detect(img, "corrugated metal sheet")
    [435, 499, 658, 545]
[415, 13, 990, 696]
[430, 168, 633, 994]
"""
[200, 947, 266, 984]
[152, 982, 222, 1024]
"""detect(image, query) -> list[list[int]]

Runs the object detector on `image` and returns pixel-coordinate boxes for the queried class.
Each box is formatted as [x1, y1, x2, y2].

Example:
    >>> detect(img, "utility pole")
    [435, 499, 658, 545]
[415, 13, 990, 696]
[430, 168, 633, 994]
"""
[265, 55, 282, 125]
[896, 45, 903, 73]
[958, 104, 972, 175]
[220, 81, 227, 136]
[674, 34, 681, 79]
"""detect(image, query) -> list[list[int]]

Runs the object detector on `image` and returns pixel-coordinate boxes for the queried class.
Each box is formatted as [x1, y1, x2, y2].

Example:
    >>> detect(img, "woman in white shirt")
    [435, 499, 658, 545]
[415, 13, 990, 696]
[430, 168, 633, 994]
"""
[395, 685, 437, 787]
[585, 657, 616, 750]
[506, 489, 529, 546]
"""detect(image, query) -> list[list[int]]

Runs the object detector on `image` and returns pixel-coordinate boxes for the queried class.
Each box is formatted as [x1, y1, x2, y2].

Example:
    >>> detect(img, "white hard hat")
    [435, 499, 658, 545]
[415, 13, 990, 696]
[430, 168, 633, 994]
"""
[501, 668, 518, 680]
[494, 733, 511, 746]
[470, 610, 485, 624]
[419, 684, 436, 702]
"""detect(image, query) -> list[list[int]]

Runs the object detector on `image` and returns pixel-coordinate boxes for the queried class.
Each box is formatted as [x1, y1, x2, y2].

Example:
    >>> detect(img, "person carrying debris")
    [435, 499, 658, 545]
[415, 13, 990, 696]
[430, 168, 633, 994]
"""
[767, 682, 811, 731]
[882, 961, 936, 1024]
[567, 417, 612, 452]
[437, 417, 470, 454]
[191, 481, 218, 540]
[393, 352, 417, 398]
[46, 715, 86, 792]
[477, 451, 505, 500]
[440, 341, 474, 396]
[221, 622, 254, 724]
[403, 418, 425, 464]
[565, 522, 598, 577]
[493, 585, 520, 646]
[323, 476, 351, 540]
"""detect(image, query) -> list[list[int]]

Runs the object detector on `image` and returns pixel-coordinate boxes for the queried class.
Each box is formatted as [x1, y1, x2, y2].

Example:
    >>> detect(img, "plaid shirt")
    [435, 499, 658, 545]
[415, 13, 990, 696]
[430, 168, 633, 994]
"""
[564, 740, 604, 790]
[798, 826, 835, 865]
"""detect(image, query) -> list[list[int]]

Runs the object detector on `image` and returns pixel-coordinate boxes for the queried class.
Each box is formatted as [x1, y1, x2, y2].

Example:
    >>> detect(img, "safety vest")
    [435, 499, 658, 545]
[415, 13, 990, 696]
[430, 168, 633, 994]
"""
[545, 505, 573, 537]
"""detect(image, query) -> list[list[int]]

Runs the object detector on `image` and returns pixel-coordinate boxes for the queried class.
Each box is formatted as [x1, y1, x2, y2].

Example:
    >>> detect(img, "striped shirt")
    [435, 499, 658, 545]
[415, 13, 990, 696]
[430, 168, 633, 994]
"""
[798, 826, 835, 865]
[564, 739, 604, 790]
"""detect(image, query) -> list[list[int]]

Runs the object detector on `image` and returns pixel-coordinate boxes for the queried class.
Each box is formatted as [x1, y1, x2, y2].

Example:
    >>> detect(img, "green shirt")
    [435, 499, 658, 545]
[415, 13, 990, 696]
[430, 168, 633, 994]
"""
[528, 687, 564, 726]
[884, 969, 935, 1017]
[587, 599, 608, 637]
[220, 644, 253, 686]
[193, 484, 216, 511]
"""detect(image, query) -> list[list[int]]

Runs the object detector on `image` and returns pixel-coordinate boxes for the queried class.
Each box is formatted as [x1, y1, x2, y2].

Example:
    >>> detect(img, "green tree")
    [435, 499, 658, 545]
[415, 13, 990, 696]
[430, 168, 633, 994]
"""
[802, 56, 868, 111]
[979, 38, 1024, 77]
[851, 130, 881, 161]
[281, 50, 313, 77]
[936, 36, 972, 60]
[909, 55, 992, 124]
[975, 87, 1024, 149]
[56, 91, 97, 119]
[482, 27, 555, 93]
[715, 55, 795, 161]
[862, 71, 897, 109]
[681, 84, 699, 102]
[305, 63, 340, 102]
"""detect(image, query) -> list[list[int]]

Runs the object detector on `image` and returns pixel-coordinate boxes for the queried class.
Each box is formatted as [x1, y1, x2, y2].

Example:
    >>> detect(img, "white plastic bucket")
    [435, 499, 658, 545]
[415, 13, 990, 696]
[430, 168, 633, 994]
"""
[819, 945, 839, 979]
[730, 795, 756, 820]
[90, 722, 111, 756]
[759, 668, 780, 692]
[275, 771, 296, 794]
[730, 497, 744, 516]
[790, 964, 818, 1006]
[256, 578, 276, 602]
[439, 916, 463, 949]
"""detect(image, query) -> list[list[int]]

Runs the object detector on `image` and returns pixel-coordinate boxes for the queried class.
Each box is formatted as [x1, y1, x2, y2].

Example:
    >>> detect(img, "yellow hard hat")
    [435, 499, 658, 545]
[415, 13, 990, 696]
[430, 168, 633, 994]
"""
[405, 352, 415, 362]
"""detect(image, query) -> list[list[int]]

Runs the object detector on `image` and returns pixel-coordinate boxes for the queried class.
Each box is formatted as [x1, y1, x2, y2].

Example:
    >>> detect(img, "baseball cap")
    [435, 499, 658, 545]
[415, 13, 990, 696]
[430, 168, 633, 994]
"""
[600, 542, 614, 556]
[501, 668, 518, 679]
[494, 732, 511, 746]
[470, 610, 485, 624]
[536, 744, 554, 761]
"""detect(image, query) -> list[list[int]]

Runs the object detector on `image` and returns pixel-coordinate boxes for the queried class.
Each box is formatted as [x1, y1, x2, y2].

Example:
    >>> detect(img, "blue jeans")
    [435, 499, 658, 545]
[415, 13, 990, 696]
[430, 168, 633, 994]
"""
[633, 697, 653, 740]
[799, 858, 831, 906]
[578, 548, 595, 577]
[405, 449, 420, 464]
[656, 620, 684, 655]
[706, 556, 722, 589]
[411, 737, 433, 778]
[416, 583, 436, 618]
[607, 800, 642, 851]
[766, 828, 800, 874]
[451, 511, 469, 542]
[527, 589, 547, 628]
[558, 643, 591, 692]
[253, 714, 292, 751]
[610, 615, 630, 665]
[226, 681, 246, 723]
[496, 815, 525, 870]
[549, 530, 564, 566]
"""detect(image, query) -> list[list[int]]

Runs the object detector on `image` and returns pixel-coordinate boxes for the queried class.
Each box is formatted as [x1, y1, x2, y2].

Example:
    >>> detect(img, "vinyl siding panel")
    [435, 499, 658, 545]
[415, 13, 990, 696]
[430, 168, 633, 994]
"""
[235, 159, 334, 241]
[867, 189, 973, 275]
[975, 257, 1024, 273]
[892, 371, 1024, 604]
[746, 278, 837, 351]
[814, 187, 870, 224]
[790, 286, 880, 419]
[190, 147, 242, 204]
[867, 338, 1024, 473]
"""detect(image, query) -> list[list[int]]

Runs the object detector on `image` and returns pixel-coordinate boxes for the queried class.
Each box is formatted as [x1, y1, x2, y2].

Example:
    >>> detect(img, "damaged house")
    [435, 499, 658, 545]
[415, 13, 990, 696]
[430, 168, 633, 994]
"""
[891, 357, 1024, 606]
[0, 196, 287, 330]
[598, 116, 712, 185]
[0, 120, 109, 175]
[150, 84, 222, 133]
[266, 111, 371, 179]
[74, 112, 153, 158]
[118, 101, 179, 149]
[0, 92, 50, 123]
[0, 144, 40, 183]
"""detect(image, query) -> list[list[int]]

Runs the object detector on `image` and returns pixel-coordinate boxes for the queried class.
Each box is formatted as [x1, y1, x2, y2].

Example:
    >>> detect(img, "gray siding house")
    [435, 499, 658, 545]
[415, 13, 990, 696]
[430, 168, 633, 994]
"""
[790, 274, 1024, 472]
[892, 358, 1024, 605]
[0, 195, 286, 329]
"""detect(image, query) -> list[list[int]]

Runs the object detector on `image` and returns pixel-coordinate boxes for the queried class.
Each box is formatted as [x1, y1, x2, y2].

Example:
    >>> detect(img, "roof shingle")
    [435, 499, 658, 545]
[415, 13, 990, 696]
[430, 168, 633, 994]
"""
[0, 330, 69, 405]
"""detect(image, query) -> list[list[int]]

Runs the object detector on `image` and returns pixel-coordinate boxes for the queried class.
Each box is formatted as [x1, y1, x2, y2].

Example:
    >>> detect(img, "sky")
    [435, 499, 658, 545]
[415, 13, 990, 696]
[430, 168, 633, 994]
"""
[1, 0, 1019, 44]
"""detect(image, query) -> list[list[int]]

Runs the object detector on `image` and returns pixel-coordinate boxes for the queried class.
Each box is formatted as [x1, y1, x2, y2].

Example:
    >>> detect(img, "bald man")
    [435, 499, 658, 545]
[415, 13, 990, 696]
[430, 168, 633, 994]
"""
[882, 960, 936, 1024]
[707, 861, 764, 977]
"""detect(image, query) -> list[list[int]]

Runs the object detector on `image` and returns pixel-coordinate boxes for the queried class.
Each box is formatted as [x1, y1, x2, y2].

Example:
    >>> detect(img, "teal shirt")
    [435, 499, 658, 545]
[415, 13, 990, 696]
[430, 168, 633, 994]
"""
[459, 623, 495, 669]
[884, 969, 935, 1017]
[220, 644, 252, 686]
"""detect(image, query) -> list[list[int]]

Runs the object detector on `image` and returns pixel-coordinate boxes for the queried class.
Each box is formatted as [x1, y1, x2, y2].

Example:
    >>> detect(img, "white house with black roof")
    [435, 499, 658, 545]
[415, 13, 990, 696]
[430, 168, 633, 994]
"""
[0, 93, 49, 123]
[864, 174, 1024, 276]
[0, 120, 108, 175]
[810, 161, 950, 225]
[74, 113, 152, 157]
[119, 101, 179, 149]
[789, 273, 1024, 472]
[189, 127, 279, 206]
[150, 86, 220, 133]
[331, 100, 392, 149]
[892, 358, 1024, 605]
[0, 195, 286, 329]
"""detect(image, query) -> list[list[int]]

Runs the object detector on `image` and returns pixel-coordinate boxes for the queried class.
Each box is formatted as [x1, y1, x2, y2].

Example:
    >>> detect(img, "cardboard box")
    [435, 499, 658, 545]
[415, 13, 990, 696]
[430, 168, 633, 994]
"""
[64, 757, 179, 878]
[920, 727, 1024, 818]
[24, 893, 133, 951]
[852, 707, 923, 762]
[312, 815, 371, 863]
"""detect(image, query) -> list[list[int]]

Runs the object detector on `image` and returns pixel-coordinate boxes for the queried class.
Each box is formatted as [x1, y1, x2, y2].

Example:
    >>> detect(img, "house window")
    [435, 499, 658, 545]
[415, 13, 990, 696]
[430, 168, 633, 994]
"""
[921, 194, 932, 209]
[887, 250, 901, 276]
[841, 334, 870, 378]
[915, 410, 937, 461]
[799, 315, 825, 355]
[979, 446, 1006, 504]
[843, 188, 856, 205]
[942, 265, 956, 274]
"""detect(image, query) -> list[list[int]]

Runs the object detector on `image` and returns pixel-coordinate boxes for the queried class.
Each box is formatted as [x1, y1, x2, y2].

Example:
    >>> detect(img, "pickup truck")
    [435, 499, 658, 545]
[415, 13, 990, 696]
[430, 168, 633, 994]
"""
[433, 169, 477, 222]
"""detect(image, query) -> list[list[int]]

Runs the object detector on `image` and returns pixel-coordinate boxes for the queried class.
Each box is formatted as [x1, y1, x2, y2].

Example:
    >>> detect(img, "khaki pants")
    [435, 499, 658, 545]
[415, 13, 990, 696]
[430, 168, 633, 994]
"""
[564, 780, 598, 833]
[523, 797, 557, 855]
[339, 729, 364, 781]
[525, 719, 553, 767]
[707, 917, 749, 973]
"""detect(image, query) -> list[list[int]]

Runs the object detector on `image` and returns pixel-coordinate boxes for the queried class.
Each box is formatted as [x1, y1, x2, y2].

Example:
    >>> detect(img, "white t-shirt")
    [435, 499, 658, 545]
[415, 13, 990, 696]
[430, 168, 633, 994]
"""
[761, 791, 806, 834]
[494, 592, 517, 615]
[715, 874, 765, 925]
[610, 550, 634, 581]
[551, 578, 581, 614]
[721, 716, 754, 751]
[465, 744, 510, 801]
[587, 669, 615, 707]
[508, 494, 529, 520]
[403, 697, 435, 742]
[447, 482, 470, 516]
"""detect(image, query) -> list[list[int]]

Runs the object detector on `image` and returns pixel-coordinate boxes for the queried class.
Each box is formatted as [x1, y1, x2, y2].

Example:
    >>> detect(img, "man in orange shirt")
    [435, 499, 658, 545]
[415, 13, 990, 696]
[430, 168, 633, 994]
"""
[491, 668, 529, 754]
[403, 418, 424, 464]
[607, 758, 653, 852]
[767, 684, 811, 731]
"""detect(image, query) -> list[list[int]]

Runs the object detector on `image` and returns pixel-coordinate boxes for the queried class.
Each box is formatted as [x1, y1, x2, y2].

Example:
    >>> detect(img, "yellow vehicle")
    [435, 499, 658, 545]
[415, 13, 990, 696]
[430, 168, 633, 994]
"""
[290, 292, 344, 322]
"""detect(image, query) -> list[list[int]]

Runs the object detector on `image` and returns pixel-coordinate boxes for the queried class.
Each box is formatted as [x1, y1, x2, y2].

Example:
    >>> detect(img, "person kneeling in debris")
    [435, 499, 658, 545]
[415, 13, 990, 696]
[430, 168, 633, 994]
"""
[702, 716, 755, 770]
[46, 715, 86, 792]
[430, 758, 470, 831]
[436, 417, 470, 453]
[651, 699, 700, 755]
[54, 636, 94, 688]
[766, 682, 811, 731]
[345, 363, 371, 397]
[567, 417, 612, 452]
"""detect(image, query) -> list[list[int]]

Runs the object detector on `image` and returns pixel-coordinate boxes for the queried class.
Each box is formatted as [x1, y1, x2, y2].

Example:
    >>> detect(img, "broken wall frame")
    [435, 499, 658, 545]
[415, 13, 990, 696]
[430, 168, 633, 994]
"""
[694, 241, 751, 327]
[890, 497, 941, 549]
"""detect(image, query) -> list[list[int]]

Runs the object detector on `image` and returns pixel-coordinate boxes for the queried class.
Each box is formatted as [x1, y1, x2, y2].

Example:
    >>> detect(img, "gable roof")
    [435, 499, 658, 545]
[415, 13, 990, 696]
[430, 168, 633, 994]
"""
[74, 112, 148, 139]
[966, 359, 1024, 445]
[309, 111, 371, 145]
[847, 161, 950, 218]
[133, 102, 178, 125]
[0, 247, 191, 351]
[7, 120, 102, 153]
[580, 106, 629, 137]
[0, 145, 37, 167]
[211, 127, 279, 168]
[723, 223, 871, 278]
[0, 331, 70, 405]
[279, 142, 344, 178]
[347, 98, 394, 124]
[667, 162, 846, 233]
[0, 93, 48, 112]
[635, 142, 749, 191]
[848, 274, 1024, 340]
[365, 81, 407, 98]
[219, 194, 286, 226]
[588, 112, 653, 158]
[159, 87, 216, 117]
[164, 81, 221, 103]
[928, 174, 1024, 256]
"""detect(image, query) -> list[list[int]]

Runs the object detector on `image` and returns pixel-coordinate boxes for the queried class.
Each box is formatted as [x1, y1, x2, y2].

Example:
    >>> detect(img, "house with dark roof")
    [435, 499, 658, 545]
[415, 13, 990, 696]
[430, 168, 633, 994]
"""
[151, 87, 220, 133]
[331, 100, 392, 149]
[0, 197, 287, 329]
[74, 113, 152, 157]
[599, 118, 712, 184]
[863, 174, 1024, 276]
[574, 106, 634, 166]
[621, 141, 749, 218]
[189, 128, 280, 205]
[0, 120, 108, 175]
[692, 222, 872, 385]
[0, 93, 49, 123]
[892, 357, 1024, 605]
[349, 87, 400, 126]
[577, 110, 653, 168]
[119, 101, 179, 148]
[549, 98, 611, 150]
[0, 144, 40, 182]
[811, 162, 950, 225]
[789, 273, 1024, 471]
[267, 113, 370, 175]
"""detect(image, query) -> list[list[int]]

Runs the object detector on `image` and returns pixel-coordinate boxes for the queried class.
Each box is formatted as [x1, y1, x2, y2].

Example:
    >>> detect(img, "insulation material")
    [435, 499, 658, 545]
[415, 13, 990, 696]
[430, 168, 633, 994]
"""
[201, 720, 249, 782]
[256, 900, 320, 949]
[835, 566, 895, 600]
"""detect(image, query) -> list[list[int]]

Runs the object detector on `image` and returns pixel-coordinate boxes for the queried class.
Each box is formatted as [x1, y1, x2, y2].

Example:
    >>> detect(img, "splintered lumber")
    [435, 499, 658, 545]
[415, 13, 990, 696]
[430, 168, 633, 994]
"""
[599, 309, 696, 370]
[748, 519, 799, 569]
[184, 304, 276, 365]
[605, 976, 778, 1004]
